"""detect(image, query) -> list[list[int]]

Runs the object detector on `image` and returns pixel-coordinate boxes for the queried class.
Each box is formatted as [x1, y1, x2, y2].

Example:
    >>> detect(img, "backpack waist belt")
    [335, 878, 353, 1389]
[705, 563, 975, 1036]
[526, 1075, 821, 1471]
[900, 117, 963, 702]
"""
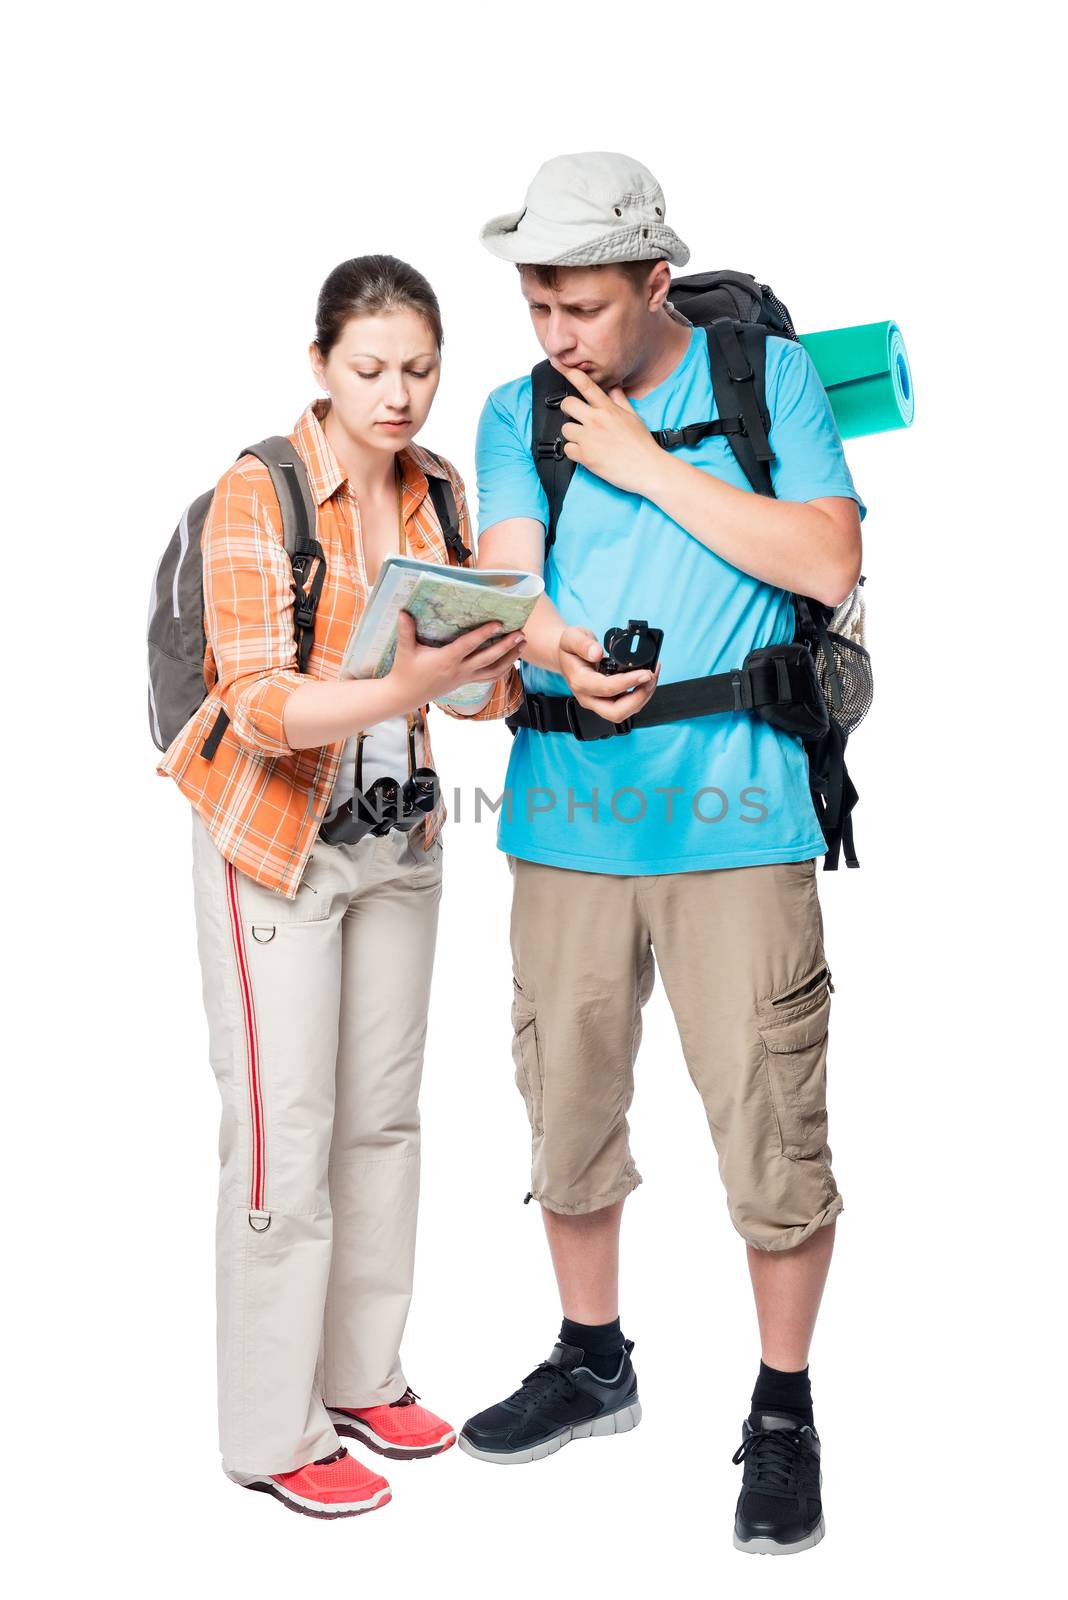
[505, 643, 829, 744]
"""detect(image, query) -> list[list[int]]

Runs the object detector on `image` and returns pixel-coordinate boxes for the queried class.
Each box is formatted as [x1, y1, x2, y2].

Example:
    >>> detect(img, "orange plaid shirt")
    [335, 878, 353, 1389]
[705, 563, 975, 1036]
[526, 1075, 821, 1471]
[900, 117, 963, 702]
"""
[158, 401, 523, 898]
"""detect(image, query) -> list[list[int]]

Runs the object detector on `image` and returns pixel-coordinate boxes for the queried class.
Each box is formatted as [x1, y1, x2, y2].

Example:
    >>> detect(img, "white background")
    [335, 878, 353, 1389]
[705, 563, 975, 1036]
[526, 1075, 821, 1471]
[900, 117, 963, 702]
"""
[5, 2, 1063, 1595]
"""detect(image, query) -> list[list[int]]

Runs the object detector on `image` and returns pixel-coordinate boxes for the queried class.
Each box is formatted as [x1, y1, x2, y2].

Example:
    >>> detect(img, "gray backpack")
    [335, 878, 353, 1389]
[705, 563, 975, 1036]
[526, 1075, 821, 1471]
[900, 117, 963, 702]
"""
[147, 437, 322, 753]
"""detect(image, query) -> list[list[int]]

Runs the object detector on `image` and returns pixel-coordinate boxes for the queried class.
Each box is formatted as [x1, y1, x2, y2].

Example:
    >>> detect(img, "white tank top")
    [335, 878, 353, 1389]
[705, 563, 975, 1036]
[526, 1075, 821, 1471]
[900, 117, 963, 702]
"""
[324, 457, 444, 823]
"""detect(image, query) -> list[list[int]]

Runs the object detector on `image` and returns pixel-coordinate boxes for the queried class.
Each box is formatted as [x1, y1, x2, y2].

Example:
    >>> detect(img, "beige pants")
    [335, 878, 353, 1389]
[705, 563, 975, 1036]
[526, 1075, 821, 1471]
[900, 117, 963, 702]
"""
[191, 812, 442, 1474]
[508, 855, 843, 1250]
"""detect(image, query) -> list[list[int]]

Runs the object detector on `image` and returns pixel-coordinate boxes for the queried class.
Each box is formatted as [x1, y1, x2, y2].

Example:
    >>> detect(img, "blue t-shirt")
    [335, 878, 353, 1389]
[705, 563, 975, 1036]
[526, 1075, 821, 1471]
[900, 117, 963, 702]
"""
[476, 327, 867, 875]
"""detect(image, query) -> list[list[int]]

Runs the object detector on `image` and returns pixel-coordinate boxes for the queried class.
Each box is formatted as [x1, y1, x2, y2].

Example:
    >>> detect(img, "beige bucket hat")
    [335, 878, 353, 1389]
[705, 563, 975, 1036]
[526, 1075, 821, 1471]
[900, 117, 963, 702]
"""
[480, 151, 690, 268]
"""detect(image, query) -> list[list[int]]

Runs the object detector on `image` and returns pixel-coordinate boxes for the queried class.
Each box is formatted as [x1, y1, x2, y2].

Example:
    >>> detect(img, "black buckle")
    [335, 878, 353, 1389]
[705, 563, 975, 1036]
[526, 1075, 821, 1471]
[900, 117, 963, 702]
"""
[565, 699, 633, 741]
[525, 694, 547, 734]
[653, 427, 685, 450]
[294, 603, 317, 629]
[445, 532, 473, 565]
[545, 391, 569, 410]
[535, 438, 567, 461]
[729, 670, 754, 712]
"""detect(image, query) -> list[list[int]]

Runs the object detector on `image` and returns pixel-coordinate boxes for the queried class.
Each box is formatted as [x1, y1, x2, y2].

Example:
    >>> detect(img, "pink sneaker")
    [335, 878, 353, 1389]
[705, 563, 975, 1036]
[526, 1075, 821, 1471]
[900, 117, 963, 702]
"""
[328, 1387, 457, 1460]
[231, 1445, 391, 1518]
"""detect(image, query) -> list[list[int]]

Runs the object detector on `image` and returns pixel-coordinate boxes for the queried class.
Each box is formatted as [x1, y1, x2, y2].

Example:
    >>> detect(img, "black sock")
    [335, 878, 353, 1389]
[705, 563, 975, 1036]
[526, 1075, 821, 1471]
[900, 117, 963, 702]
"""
[560, 1316, 625, 1379]
[750, 1360, 814, 1428]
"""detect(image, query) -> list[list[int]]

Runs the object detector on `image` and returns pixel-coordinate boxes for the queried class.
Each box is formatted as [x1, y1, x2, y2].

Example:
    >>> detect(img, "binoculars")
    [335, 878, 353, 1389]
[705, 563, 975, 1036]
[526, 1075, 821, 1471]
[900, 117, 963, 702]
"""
[318, 721, 439, 847]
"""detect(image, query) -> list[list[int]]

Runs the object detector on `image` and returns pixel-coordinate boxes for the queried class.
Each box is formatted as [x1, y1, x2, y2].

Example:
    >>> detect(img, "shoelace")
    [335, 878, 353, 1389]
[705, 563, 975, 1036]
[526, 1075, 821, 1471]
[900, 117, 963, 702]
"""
[506, 1361, 578, 1413]
[389, 1386, 421, 1408]
[312, 1446, 350, 1467]
[731, 1427, 805, 1491]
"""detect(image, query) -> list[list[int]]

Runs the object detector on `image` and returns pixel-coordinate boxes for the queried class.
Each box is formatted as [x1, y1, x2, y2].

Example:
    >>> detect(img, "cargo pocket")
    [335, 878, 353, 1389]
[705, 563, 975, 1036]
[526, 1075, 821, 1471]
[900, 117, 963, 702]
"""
[511, 977, 544, 1137]
[758, 988, 831, 1160]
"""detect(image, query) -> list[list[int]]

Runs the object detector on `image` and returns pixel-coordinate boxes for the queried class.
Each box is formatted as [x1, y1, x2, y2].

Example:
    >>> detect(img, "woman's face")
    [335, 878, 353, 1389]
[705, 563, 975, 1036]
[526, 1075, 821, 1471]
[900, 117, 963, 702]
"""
[310, 308, 441, 455]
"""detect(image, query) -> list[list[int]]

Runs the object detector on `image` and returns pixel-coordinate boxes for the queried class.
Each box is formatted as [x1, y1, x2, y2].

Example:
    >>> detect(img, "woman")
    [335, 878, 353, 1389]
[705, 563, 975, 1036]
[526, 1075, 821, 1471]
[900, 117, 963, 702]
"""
[158, 256, 524, 1518]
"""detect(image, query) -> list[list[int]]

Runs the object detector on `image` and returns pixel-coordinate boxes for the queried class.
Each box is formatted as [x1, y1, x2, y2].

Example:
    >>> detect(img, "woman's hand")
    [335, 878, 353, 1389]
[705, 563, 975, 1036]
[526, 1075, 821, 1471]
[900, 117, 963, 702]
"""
[556, 624, 660, 724]
[389, 611, 524, 706]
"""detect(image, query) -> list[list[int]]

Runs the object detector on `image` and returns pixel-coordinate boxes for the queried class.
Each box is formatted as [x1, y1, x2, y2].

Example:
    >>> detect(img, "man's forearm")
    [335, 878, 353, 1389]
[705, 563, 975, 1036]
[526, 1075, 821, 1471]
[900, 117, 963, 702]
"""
[641, 453, 859, 607]
[516, 592, 566, 674]
[475, 519, 567, 674]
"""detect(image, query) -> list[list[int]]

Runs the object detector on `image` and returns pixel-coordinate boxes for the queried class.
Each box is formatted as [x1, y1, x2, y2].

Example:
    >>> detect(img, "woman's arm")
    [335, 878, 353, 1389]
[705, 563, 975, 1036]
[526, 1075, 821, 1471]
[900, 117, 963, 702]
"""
[201, 465, 311, 756]
[204, 462, 520, 755]
[283, 614, 523, 750]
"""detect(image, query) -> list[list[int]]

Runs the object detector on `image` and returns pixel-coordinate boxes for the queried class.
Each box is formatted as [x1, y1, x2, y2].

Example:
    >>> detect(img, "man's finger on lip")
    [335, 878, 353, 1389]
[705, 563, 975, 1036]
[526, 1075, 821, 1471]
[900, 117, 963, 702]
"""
[550, 360, 602, 395]
[562, 365, 609, 403]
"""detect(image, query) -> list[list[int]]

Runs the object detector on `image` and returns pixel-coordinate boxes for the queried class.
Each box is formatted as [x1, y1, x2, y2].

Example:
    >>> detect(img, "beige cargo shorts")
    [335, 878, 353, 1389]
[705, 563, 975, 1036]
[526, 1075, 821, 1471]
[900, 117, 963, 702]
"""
[507, 855, 843, 1251]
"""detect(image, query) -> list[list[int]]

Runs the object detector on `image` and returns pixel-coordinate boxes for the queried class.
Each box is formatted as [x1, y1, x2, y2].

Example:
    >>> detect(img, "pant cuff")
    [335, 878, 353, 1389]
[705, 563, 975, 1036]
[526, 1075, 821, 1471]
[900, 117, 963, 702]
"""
[738, 1194, 843, 1253]
[324, 1375, 409, 1410]
[534, 1171, 642, 1216]
[223, 1422, 340, 1479]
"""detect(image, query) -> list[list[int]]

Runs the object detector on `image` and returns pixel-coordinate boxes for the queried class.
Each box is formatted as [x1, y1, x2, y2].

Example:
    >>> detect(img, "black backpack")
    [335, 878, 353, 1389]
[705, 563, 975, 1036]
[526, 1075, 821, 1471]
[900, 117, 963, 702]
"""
[523, 270, 872, 870]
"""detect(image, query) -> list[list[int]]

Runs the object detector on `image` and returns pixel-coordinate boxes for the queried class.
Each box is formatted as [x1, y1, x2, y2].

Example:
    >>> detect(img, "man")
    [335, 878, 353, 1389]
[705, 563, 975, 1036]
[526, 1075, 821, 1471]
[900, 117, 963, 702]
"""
[458, 152, 865, 1556]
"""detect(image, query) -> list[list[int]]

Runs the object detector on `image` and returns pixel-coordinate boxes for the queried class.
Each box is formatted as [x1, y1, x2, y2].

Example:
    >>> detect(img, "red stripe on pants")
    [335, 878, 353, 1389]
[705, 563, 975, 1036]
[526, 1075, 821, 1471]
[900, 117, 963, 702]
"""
[225, 861, 265, 1212]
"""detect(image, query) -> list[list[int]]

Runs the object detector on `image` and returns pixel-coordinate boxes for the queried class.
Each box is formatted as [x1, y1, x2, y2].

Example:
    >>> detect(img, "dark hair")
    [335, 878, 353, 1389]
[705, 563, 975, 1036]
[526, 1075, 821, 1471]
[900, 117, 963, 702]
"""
[314, 254, 444, 357]
[518, 260, 662, 294]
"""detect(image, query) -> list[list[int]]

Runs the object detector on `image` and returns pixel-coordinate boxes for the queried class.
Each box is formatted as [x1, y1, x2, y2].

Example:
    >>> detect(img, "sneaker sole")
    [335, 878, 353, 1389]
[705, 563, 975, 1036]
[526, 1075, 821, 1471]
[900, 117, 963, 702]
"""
[457, 1398, 642, 1465]
[233, 1477, 392, 1519]
[326, 1410, 458, 1461]
[733, 1517, 826, 1556]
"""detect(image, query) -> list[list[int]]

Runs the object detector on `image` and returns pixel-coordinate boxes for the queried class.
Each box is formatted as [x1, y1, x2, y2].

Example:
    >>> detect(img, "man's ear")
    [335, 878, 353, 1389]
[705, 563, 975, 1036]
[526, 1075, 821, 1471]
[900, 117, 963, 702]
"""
[646, 260, 673, 313]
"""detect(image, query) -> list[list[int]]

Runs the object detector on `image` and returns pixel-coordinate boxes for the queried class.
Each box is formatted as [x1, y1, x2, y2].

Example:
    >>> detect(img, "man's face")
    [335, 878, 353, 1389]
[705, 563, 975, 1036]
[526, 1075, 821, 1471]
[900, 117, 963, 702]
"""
[519, 264, 665, 389]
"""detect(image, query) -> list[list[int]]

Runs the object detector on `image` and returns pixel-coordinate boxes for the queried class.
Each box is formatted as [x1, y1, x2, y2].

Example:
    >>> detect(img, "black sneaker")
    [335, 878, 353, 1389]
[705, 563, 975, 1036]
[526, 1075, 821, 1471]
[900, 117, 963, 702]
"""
[458, 1339, 641, 1464]
[732, 1412, 825, 1554]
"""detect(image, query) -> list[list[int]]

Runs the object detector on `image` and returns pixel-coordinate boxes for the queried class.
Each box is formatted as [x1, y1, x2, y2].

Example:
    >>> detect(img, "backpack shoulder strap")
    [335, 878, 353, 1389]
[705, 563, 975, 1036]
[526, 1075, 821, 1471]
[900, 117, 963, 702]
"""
[240, 436, 324, 672]
[531, 359, 580, 556]
[240, 436, 317, 553]
[704, 321, 776, 498]
[421, 453, 471, 565]
[702, 327, 865, 865]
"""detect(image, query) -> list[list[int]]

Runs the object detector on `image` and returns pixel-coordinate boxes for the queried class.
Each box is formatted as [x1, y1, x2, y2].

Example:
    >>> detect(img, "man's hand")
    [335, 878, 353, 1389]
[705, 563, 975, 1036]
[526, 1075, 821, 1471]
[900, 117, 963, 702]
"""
[556, 364, 663, 498]
[556, 624, 661, 725]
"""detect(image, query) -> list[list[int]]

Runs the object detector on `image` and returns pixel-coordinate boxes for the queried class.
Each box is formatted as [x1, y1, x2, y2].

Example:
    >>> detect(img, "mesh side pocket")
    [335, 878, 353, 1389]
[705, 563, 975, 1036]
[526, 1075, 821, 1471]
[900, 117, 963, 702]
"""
[830, 585, 866, 648]
[818, 631, 873, 737]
